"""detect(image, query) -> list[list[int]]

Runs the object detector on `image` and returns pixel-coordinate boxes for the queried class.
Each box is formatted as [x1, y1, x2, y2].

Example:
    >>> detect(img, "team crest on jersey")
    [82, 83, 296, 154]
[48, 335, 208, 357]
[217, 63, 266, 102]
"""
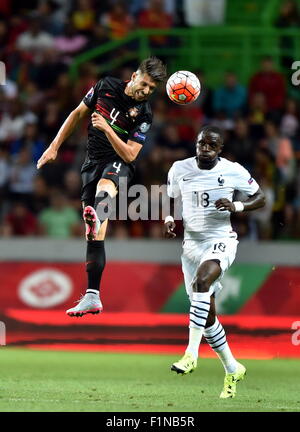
[218, 175, 225, 186]
[128, 107, 139, 119]
[139, 122, 150, 133]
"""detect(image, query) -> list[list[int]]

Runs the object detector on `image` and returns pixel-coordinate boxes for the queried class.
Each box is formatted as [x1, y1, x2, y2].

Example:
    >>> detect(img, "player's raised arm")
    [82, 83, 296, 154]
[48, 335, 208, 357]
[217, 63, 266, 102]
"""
[37, 101, 91, 169]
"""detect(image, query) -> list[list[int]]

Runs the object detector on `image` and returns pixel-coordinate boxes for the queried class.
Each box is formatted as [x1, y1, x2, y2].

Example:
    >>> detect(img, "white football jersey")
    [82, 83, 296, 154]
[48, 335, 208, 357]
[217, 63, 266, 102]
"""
[167, 157, 259, 240]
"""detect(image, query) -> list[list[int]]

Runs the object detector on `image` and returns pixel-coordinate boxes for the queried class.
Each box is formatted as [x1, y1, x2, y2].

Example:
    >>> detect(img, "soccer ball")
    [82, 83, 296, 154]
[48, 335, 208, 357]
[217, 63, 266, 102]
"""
[166, 70, 201, 105]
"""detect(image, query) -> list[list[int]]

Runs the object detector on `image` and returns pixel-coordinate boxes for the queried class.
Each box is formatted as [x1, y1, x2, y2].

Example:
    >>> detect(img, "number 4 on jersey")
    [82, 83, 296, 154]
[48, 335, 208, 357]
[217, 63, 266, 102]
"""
[113, 162, 122, 173]
[110, 108, 120, 125]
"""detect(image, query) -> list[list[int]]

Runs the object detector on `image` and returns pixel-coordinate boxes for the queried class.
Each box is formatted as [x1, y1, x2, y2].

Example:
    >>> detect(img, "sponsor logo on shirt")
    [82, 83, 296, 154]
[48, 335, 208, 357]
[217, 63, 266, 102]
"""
[134, 132, 146, 141]
[85, 87, 94, 101]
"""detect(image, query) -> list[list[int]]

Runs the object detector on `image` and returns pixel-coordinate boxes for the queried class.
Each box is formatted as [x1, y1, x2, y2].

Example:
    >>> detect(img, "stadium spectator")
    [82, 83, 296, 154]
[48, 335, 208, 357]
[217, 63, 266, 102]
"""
[71, 0, 96, 34]
[38, 190, 82, 237]
[36, 0, 64, 36]
[280, 99, 299, 139]
[46, 73, 74, 113]
[22, 81, 45, 112]
[247, 92, 268, 140]
[275, 0, 300, 27]
[138, 0, 173, 47]
[275, 1, 300, 69]
[168, 102, 204, 143]
[100, 1, 134, 40]
[263, 119, 296, 184]
[249, 56, 286, 114]
[54, 23, 88, 61]
[2, 202, 38, 236]
[156, 123, 189, 162]
[183, 0, 226, 26]
[194, 70, 214, 120]
[84, 25, 110, 55]
[0, 98, 37, 142]
[112, 222, 130, 238]
[16, 17, 54, 54]
[8, 147, 36, 205]
[0, 145, 10, 203]
[227, 119, 254, 170]
[31, 48, 67, 91]
[0, 19, 9, 60]
[213, 72, 247, 119]
[30, 175, 50, 214]
[10, 122, 45, 164]
[40, 100, 66, 142]
[63, 170, 82, 212]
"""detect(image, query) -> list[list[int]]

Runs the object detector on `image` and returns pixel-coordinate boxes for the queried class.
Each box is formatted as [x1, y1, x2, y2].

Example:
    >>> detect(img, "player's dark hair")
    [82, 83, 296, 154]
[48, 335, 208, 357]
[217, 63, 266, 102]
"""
[200, 125, 224, 143]
[138, 56, 167, 83]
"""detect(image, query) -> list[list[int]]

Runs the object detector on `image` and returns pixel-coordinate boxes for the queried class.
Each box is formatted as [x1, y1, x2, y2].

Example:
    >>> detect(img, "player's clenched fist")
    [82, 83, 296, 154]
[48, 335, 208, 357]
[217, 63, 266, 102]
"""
[91, 112, 109, 132]
[164, 220, 176, 238]
[37, 146, 58, 169]
[215, 198, 235, 212]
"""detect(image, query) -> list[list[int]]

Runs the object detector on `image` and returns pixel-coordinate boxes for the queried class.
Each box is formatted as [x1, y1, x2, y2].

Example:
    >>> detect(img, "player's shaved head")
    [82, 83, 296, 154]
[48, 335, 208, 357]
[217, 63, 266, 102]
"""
[196, 126, 224, 169]
[198, 126, 224, 145]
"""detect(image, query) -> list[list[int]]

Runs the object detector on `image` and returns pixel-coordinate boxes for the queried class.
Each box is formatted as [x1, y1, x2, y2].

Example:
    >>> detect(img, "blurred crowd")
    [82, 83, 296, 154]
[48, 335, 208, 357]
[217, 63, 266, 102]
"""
[0, 0, 300, 240]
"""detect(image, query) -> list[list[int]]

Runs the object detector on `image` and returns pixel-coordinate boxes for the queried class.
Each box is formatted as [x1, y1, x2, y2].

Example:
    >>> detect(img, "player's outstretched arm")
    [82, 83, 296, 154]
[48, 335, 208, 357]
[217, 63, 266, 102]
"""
[215, 187, 265, 212]
[37, 102, 90, 169]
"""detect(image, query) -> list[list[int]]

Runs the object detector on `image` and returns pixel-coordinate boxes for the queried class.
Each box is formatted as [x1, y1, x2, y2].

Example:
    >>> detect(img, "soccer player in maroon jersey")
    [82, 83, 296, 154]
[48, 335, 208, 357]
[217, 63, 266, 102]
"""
[37, 57, 167, 316]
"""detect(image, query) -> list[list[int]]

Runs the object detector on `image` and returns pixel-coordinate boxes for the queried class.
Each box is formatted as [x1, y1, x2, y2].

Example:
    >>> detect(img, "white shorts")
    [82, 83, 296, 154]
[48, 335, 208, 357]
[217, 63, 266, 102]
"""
[181, 237, 239, 301]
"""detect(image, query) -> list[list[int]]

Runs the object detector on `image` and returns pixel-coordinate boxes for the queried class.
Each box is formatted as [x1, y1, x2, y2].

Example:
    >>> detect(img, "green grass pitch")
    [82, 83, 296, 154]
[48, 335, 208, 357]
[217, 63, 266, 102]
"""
[1, 348, 300, 412]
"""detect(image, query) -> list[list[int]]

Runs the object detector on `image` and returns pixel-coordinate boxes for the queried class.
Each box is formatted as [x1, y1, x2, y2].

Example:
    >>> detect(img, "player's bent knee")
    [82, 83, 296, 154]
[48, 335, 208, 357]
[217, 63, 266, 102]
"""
[96, 179, 117, 197]
[194, 276, 211, 293]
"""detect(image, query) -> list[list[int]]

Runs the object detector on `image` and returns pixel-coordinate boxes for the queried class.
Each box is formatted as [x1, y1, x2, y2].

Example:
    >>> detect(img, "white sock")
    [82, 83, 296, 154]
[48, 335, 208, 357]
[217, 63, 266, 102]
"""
[86, 289, 99, 295]
[204, 317, 238, 373]
[186, 291, 211, 359]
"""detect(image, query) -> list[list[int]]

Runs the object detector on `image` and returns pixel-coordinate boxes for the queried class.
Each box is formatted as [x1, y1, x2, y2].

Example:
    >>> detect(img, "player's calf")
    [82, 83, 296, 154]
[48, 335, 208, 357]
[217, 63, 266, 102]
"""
[83, 206, 101, 241]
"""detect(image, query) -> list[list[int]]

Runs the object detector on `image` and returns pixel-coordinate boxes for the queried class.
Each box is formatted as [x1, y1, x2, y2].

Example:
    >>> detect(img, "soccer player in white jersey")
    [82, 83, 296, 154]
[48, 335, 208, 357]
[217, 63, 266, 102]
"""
[164, 125, 265, 398]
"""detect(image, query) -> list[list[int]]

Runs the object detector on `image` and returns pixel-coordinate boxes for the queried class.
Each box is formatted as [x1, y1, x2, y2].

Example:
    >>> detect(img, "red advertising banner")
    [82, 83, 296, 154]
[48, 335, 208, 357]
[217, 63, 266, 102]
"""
[0, 262, 182, 313]
[1, 262, 299, 358]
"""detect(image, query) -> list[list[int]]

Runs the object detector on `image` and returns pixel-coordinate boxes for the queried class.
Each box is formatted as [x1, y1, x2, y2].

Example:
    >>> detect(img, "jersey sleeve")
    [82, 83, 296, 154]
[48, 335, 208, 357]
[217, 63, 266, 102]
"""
[167, 163, 181, 198]
[127, 106, 152, 145]
[82, 80, 103, 110]
[234, 162, 259, 196]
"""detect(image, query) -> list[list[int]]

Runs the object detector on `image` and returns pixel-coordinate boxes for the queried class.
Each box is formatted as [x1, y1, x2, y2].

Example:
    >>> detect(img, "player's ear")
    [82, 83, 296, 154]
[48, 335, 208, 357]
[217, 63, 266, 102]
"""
[131, 72, 137, 82]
